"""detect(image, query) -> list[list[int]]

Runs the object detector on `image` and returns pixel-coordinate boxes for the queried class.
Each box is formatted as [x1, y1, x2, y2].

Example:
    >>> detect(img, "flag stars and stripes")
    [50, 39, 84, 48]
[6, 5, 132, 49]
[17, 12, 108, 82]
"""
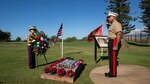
[54, 23, 63, 43]
[57, 25, 63, 36]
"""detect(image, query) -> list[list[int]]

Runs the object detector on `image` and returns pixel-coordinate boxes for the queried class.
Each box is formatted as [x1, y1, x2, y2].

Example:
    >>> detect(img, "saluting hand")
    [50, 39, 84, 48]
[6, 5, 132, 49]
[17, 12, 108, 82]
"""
[106, 19, 109, 25]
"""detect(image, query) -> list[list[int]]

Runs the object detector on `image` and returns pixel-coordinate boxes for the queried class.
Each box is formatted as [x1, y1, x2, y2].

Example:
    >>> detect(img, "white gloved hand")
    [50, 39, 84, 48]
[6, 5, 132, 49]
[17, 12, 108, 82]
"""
[32, 40, 36, 42]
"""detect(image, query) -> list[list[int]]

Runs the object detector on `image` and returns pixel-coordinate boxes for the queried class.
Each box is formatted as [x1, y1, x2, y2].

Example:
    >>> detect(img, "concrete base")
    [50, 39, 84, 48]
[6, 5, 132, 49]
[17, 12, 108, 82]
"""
[90, 64, 150, 84]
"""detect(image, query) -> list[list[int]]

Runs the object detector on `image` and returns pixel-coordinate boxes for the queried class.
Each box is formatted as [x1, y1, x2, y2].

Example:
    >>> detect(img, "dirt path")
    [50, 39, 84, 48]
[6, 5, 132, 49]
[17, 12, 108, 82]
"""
[90, 65, 150, 84]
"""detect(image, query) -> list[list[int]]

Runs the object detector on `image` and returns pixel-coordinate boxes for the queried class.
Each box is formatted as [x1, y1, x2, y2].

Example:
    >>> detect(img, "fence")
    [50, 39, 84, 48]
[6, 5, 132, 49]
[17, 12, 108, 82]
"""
[125, 31, 150, 45]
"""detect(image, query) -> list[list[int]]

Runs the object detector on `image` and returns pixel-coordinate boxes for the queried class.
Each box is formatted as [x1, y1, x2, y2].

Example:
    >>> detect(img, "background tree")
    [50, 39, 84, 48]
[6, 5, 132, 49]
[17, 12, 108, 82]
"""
[50, 35, 61, 42]
[65, 37, 77, 42]
[105, 0, 136, 34]
[0, 29, 11, 42]
[22, 39, 27, 42]
[81, 37, 88, 41]
[16, 37, 21, 42]
[50, 35, 57, 41]
[139, 0, 150, 33]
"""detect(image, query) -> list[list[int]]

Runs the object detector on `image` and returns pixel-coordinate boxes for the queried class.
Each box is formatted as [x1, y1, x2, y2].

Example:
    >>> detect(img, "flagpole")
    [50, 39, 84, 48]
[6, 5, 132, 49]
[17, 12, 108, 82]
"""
[61, 34, 63, 58]
[61, 23, 63, 58]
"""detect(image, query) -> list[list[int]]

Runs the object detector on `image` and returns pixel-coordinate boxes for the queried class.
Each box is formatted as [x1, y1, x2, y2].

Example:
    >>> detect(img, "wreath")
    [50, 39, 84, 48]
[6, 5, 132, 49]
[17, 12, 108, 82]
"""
[31, 29, 50, 55]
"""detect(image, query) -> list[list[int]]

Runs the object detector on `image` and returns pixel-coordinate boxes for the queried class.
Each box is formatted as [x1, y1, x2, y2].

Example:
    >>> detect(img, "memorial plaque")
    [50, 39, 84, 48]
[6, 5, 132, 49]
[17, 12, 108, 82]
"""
[95, 36, 108, 48]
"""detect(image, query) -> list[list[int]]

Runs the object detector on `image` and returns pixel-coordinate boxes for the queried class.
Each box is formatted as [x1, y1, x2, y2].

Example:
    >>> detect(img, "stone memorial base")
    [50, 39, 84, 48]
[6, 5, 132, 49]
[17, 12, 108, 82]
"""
[41, 73, 74, 83]
[41, 57, 85, 83]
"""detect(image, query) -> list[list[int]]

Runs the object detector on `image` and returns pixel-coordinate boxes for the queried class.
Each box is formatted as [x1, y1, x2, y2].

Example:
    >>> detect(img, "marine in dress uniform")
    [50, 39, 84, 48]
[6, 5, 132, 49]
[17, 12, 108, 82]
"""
[105, 12, 122, 77]
[27, 26, 36, 69]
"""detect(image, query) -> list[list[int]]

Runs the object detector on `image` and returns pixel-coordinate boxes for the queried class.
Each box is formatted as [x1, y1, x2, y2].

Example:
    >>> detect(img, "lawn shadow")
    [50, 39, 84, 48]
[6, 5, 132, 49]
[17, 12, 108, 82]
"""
[74, 63, 87, 82]
[0, 82, 4, 84]
[65, 51, 84, 55]
[96, 56, 109, 64]
[37, 60, 57, 67]
[127, 42, 150, 47]
[96, 56, 120, 64]
[96, 50, 109, 63]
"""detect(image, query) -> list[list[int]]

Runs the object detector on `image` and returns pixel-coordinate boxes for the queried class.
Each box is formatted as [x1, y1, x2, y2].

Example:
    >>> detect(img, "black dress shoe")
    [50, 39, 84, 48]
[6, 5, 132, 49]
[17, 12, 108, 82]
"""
[117, 61, 119, 66]
[29, 66, 35, 69]
[105, 73, 112, 77]
[105, 73, 117, 77]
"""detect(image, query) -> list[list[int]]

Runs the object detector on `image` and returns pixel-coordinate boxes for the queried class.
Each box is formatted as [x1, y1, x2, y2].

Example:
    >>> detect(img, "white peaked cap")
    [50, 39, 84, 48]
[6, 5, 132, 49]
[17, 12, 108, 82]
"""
[107, 12, 118, 17]
[29, 25, 36, 30]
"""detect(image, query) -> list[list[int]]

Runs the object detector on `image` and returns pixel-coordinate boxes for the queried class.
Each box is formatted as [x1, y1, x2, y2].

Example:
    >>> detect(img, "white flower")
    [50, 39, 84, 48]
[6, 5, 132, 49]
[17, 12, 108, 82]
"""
[40, 37, 44, 41]
[37, 42, 40, 44]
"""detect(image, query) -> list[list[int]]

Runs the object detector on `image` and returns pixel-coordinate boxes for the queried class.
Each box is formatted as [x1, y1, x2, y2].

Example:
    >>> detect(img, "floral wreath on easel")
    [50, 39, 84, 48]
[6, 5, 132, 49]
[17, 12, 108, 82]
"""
[31, 28, 50, 55]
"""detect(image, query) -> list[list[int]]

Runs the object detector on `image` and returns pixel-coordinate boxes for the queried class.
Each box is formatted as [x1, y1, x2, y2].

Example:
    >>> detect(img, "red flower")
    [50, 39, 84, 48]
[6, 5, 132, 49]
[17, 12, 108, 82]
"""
[57, 68, 66, 76]
[40, 41, 45, 46]
[66, 70, 75, 77]
[50, 64, 53, 67]
[49, 67, 57, 74]
[34, 35, 40, 40]
[44, 67, 49, 73]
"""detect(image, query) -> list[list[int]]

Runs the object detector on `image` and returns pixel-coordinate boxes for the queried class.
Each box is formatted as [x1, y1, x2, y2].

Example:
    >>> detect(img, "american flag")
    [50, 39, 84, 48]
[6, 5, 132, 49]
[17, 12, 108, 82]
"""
[57, 23, 63, 36]
[54, 23, 63, 43]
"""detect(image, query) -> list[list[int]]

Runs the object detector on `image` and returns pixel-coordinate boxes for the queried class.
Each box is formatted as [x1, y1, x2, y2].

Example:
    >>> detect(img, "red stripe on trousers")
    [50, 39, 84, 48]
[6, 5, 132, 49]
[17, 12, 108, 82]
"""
[112, 38, 117, 76]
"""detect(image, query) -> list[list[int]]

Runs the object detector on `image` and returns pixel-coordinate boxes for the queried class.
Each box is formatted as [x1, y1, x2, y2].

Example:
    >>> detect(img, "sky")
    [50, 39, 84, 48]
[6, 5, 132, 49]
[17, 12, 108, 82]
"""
[0, 0, 143, 40]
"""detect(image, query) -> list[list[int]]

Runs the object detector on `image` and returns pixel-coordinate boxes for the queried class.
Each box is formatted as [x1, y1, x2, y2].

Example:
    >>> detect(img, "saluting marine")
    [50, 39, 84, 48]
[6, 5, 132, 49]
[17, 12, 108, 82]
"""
[105, 12, 122, 77]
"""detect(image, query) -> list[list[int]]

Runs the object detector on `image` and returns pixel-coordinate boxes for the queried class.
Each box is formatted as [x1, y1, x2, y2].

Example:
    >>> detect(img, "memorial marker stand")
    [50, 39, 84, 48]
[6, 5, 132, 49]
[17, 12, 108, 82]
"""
[93, 36, 109, 63]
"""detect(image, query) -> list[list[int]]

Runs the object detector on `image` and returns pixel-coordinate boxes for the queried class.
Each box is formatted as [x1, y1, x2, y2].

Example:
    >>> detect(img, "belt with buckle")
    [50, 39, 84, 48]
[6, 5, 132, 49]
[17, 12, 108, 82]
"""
[108, 37, 116, 40]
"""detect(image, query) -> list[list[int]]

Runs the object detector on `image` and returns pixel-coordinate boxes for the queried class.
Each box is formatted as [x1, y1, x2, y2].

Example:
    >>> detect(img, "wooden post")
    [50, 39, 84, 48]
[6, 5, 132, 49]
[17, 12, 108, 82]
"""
[101, 48, 103, 56]
[94, 40, 97, 63]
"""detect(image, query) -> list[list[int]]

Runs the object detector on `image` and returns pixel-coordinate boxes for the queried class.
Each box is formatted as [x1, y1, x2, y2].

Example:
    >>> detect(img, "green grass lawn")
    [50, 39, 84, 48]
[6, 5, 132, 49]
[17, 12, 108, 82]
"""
[0, 41, 150, 84]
